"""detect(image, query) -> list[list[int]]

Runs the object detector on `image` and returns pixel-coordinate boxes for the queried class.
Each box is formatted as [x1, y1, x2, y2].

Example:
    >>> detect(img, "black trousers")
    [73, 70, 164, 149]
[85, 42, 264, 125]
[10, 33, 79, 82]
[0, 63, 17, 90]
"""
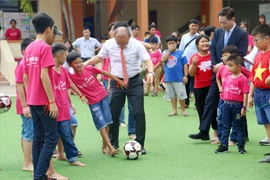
[199, 76, 219, 132]
[110, 74, 146, 147]
[185, 74, 192, 106]
[193, 86, 210, 123]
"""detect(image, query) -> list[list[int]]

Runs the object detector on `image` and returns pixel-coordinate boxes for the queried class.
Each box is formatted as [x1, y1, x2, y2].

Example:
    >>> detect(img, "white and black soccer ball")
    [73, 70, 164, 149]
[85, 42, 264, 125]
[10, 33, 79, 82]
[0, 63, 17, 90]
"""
[0, 93, 12, 114]
[123, 140, 142, 160]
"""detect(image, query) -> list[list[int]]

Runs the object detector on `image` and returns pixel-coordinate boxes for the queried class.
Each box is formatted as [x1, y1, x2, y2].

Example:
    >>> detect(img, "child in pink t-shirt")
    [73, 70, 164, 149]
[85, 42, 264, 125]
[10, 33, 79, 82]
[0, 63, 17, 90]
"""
[15, 38, 34, 172]
[215, 55, 249, 154]
[144, 37, 162, 96]
[51, 43, 86, 167]
[5, 19, 22, 40]
[66, 51, 127, 156]
[23, 13, 67, 180]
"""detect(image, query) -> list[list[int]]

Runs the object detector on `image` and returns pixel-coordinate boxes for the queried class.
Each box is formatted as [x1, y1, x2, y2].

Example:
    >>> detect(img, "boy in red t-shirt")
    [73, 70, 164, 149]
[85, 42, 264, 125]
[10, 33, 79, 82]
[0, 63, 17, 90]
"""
[248, 24, 270, 163]
[215, 55, 249, 154]
[15, 38, 34, 172]
[4, 19, 22, 40]
[23, 13, 67, 180]
[51, 43, 86, 167]
[67, 51, 127, 156]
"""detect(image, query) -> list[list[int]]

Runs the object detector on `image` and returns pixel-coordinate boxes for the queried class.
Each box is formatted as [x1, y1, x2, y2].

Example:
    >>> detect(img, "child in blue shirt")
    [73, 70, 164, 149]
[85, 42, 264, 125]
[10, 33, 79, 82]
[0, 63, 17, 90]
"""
[161, 35, 189, 116]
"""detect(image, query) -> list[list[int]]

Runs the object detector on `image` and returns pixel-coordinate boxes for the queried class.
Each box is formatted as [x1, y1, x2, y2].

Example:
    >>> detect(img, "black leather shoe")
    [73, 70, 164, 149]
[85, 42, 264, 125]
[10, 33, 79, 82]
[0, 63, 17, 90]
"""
[189, 132, 210, 140]
[264, 152, 270, 156]
[141, 147, 147, 155]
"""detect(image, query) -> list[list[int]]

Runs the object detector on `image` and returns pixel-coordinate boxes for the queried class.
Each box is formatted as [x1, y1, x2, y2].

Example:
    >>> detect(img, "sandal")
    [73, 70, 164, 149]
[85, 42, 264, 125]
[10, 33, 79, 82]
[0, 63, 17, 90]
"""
[78, 151, 83, 156]
[182, 112, 189, 116]
[102, 148, 109, 155]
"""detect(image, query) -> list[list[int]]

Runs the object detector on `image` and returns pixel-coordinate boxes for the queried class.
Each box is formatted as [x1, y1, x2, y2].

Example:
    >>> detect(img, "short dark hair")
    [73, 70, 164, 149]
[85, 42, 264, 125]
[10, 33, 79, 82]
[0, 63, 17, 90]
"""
[131, 25, 140, 30]
[51, 42, 68, 57]
[21, 38, 34, 51]
[148, 36, 158, 44]
[226, 55, 243, 65]
[195, 34, 210, 47]
[204, 26, 216, 37]
[10, 19, 17, 24]
[166, 35, 178, 43]
[172, 31, 180, 38]
[144, 31, 150, 36]
[239, 22, 248, 29]
[218, 7, 235, 20]
[222, 45, 239, 55]
[32, 13, 54, 34]
[148, 24, 156, 31]
[128, 19, 134, 26]
[251, 24, 270, 37]
[83, 27, 90, 31]
[108, 22, 115, 32]
[189, 19, 200, 25]
[66, 51, 81, 64]
[113, 21, 129, 30]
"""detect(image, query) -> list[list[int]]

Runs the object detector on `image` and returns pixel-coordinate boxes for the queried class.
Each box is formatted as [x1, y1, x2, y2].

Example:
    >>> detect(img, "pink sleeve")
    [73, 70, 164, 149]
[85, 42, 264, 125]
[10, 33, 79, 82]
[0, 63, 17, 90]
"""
[241, 67, 250, 78]
[248, 35, 254, 47]
[62, 67, 71, 88]
[242, 77, 250, 94]
[40, 46, 55, 69]
[216, 67, 222, 79]
[90, 66, 102, 75]
[4, 29, 10, 38]
[15, 64, 24, 83]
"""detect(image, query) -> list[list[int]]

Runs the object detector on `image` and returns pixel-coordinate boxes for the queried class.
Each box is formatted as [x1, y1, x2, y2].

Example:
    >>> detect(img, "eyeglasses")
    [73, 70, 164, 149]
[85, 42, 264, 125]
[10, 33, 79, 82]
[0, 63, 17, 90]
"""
[253, 37, 266, 43]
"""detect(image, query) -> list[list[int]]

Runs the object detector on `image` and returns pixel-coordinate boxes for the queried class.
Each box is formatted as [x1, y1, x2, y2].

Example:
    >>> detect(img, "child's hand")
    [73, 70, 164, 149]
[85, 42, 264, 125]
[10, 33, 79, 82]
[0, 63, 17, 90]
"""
[192, 56, 198, 65]
[23, 106, 32, 118]
[71, 103, 76, 114]
[219, 87, 223, 93]
[49, 103, 58, 118]
[241, 108, 246, 117]
[248, 96, 254, 108]
[80, 95, 89, 104]
[107, 84, 111, 93]
[147, 73, 154, 84]
[117, 79, 129, 89]
[265, 75, 270, 86]
[183, 76, 188, 84]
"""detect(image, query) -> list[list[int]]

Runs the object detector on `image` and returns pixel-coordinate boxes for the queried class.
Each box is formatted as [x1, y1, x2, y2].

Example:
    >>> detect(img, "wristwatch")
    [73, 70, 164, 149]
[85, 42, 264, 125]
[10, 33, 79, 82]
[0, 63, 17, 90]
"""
[148, 71, 155, 76]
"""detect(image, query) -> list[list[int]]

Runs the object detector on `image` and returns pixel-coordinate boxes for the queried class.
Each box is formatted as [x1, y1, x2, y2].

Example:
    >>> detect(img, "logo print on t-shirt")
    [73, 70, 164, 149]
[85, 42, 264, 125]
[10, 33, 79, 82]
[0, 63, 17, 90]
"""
[198, 61, 212, 72]
[167, 55, 177, 68]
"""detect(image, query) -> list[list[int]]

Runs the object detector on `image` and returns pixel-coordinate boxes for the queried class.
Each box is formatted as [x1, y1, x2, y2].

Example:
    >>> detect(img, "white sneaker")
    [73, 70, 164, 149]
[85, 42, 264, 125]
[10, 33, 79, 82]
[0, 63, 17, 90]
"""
[259, 137, 269, 145]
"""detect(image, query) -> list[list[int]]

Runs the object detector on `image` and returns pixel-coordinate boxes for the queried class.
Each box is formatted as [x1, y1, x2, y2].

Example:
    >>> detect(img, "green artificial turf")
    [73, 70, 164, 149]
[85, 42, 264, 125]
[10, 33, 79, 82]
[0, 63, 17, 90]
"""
[0, 94, 269, 180]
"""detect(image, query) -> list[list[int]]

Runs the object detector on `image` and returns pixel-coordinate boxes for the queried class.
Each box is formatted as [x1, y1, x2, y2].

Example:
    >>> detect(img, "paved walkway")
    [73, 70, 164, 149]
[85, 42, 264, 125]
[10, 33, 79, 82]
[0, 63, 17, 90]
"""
[0, 85, 16, 97]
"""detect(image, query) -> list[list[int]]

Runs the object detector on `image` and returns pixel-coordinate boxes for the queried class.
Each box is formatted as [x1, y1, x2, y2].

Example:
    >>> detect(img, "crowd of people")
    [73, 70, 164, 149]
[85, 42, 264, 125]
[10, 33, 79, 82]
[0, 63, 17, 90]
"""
[9, 6, 270, 180]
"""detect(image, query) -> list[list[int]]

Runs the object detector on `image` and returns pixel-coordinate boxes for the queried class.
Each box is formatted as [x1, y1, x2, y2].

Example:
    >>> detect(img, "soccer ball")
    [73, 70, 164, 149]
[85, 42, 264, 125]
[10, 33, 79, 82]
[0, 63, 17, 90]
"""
[0, 94, 12, 114]
[123, 140, 142, 160]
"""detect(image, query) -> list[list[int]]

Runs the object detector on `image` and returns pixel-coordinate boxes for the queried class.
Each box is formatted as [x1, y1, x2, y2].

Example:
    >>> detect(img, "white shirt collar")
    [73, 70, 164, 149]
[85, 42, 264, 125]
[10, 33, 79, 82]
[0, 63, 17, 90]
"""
[83, 37, 91, 41]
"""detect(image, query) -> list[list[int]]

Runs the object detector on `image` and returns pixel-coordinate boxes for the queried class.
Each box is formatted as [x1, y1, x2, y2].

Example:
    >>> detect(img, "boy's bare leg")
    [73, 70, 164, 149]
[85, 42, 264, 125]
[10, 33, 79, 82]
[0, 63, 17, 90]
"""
[71, 126, 77, 140]
[100, 127, 118, 156]
[21, 139, 33, 171]
[47, 160, 69, 180]
[56, 138, 66, 161]
[169, 98, 178, 116]
[265, 124, 270, 143]
[179, 99, 188, 116]
[211, 130, 219, 141]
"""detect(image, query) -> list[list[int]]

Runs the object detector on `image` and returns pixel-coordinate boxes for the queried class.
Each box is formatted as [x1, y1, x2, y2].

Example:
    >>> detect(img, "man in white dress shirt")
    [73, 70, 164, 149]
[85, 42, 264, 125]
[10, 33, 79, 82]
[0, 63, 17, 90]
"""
[179, 19, 200, 108]
[73, 28, 102, 62]
[84, 21, 154, 154]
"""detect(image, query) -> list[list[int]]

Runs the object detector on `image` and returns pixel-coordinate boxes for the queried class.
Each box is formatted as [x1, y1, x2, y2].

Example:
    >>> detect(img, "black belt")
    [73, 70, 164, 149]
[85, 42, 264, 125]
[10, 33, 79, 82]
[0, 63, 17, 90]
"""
[117, 73, 141, 80]
[224, 100, 243, 104]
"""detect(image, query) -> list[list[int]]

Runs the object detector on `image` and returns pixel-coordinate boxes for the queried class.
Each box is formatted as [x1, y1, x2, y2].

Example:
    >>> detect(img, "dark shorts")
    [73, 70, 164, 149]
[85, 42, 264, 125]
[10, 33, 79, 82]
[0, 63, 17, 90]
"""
[254, 88, 270, 125]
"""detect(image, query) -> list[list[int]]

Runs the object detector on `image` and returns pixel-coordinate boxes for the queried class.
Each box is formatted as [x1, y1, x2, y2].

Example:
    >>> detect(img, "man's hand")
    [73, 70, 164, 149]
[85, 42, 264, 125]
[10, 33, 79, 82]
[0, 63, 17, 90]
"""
[147, 73, 154, 84]
[23, 107, 32, 118]
[49, 103, 58, 118]
[70, 103, 76, 114]
[183, 76, 188, 84]
[213, 62, 223, 73]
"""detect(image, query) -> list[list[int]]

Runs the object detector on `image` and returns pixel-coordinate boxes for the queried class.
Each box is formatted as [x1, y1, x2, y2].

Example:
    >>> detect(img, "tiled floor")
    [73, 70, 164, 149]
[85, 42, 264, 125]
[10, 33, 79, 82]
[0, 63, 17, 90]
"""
[0, 85, 16, 97]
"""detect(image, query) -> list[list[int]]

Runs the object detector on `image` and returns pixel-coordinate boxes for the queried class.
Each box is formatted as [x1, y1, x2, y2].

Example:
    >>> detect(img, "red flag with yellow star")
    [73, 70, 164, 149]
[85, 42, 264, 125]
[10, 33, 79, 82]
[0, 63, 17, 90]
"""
[249, 51, 270, 89]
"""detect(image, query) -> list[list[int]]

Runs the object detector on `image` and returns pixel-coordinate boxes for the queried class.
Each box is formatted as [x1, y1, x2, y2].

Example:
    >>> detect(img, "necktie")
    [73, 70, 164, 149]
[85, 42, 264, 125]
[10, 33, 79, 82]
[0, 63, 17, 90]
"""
[120, 48, 128, 84]
[224, 30, 230, 47]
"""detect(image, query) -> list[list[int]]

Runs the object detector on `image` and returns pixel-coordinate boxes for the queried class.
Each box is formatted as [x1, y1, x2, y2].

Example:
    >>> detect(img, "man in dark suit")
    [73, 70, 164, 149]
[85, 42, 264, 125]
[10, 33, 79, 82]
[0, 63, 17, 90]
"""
[189, 7, 248, 140]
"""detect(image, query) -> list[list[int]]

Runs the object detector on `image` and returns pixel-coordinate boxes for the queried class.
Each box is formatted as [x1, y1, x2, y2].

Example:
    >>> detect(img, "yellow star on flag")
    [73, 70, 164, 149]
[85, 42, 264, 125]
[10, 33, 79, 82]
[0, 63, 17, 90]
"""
[254, 62, 267, 81]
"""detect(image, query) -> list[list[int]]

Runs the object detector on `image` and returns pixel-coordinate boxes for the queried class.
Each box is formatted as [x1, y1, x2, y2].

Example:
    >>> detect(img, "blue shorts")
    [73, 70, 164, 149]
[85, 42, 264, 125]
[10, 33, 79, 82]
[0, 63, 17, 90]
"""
[89, 96, 113, 130]
[69, 106, 78, 127]
[20, 115, 33, 141]
[254, 88, 270, 125]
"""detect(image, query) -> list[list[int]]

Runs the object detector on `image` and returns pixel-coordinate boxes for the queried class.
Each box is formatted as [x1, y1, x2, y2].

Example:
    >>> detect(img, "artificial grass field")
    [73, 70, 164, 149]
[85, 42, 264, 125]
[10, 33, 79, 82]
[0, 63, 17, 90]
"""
[0, 94, 269, 180]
